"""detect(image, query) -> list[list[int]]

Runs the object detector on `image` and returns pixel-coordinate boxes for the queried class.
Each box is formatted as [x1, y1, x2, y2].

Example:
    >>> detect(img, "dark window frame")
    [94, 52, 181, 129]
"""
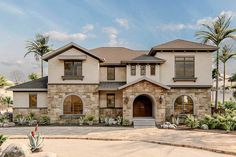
[140, 65, 146, 76]
[64, 60, 83, 77]
[107, 94, 115, 108]
[29, 93, 37, 108]
[63, 95, 83, 115]
[131, 65, 136, 76]
[150, 64, 156, 75]
[107, 67, 115, 80]
[175, 56, 195, 78]
[174, 95, 194, 115]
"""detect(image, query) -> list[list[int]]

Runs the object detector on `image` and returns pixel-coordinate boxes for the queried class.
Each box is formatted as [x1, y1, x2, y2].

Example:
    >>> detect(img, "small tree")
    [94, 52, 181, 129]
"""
[28, 73, 39, 81]
[0, 75, 8, 88]
[1, 96, 13, 107]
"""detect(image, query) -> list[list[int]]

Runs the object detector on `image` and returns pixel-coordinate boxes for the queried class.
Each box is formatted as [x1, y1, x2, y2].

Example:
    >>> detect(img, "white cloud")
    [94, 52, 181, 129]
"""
[103, 27, 127, 46]
[115, 18, 129, 29]
[0, 1, 25, 16]
[157, 10, 236, 31]
[44, 31, 87, 41]
[82, 24, 94, 33]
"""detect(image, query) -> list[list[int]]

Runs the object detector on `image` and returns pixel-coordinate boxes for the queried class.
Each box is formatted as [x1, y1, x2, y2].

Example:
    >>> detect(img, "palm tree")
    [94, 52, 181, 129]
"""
[219, 45, 236, 105]
[25, 34, 51, 77]
[196, 14, 236, 109]
[0, 75, 8, 88]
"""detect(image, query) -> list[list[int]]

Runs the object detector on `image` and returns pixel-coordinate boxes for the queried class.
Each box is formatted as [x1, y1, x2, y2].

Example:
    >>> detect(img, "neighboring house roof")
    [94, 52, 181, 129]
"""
[98, 82, 126, 91]
[7, 77, 48, 91]
[118, 77, 170, 90]
[90, 47, 148, 65]
[42, 42, 104, 62]
[149, 39, 218, 55]
[121, 54, 166, 64]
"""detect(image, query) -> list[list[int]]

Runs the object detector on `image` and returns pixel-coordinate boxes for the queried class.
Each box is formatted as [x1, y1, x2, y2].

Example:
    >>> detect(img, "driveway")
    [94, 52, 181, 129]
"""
[2, 139, 234, 157]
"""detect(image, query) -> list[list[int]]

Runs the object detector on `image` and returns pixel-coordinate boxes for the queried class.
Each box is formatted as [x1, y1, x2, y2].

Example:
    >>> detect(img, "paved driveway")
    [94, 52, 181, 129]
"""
[2, 139, 234, 157]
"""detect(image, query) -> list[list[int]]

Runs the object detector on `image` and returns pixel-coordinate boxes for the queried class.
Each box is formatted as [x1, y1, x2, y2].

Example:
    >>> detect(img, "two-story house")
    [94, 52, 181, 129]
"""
[9, 39, 218, 125]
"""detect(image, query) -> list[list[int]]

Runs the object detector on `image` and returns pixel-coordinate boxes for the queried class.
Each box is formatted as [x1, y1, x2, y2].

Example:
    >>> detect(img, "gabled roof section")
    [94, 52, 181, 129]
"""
[149, 39, 218, 55]
[42, 42, 104, 62]
[121, 54, 165, 64]
[90, 47, 148, 65]
[7, 77, 48, 91]
[118, 77, 170, 90]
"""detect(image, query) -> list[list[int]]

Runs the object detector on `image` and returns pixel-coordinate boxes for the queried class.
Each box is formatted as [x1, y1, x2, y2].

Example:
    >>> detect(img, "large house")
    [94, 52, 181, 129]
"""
[8, 39, 218, 125]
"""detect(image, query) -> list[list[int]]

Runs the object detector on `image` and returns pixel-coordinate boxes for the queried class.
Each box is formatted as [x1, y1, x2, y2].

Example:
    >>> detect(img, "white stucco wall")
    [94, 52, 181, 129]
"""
[48, 48, 100, 84]
[127, 64, 160, 83]
[13, 92, 47, 108]
[155, 52, 213, 85]
[99, 91, 123, 108]
[100, 67, 126, 82]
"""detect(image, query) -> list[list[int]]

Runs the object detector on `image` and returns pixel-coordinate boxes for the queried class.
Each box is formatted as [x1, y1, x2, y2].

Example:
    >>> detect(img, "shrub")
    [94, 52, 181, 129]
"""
[0, 134, 7, 146]
[39, 115, 50, 125]
[0, 114, 9, 123]
[26, 112, 37, 126]
[224, 101, 236, 110]
[78, 116, 84, 125]
[122, 119, 130, 126]
[116, 116, 123, 125]
[15, 114, 27, 125]
[200, 114, 221, 129]
[221, 115, 236, 131]
[185, 115, 199, 129]
[28, 125, 43, 152]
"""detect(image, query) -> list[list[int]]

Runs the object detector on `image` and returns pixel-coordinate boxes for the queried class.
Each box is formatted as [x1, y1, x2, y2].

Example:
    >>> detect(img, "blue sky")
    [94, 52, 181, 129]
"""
[0, 0, 236, 80]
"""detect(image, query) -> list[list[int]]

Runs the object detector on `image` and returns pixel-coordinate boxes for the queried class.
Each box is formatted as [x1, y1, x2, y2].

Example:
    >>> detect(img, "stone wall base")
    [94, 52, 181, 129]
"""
[13, 108, 48, 120]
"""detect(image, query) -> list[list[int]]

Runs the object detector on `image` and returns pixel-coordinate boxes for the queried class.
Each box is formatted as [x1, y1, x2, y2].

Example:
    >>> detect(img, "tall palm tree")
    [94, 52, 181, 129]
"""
[219, 45, 236, 105]
[25, 34, 51, 77]
[196, 14, 236, 109]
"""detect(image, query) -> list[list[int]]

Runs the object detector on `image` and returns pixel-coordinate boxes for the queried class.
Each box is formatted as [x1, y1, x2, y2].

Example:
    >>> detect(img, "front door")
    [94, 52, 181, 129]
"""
[133, 95, 152, 117]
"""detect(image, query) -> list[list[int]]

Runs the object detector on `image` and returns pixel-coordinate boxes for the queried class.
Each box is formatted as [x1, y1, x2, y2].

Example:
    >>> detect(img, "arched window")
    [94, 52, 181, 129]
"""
[174, 95, 193, 115]
[63, 95, 83, 114]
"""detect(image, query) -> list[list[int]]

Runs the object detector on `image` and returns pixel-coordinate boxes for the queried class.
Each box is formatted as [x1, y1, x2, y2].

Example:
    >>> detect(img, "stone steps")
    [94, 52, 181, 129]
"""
[133, 117, 156, 128]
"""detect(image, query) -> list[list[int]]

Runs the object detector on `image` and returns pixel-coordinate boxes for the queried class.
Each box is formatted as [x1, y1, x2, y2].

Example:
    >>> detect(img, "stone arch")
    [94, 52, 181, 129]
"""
[173, 95, 194, 115]
[63, 94, 83, 114]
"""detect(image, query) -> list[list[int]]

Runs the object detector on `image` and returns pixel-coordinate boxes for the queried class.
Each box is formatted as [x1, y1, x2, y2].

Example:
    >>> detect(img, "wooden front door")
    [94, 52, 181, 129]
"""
[133, 95, 152, 117]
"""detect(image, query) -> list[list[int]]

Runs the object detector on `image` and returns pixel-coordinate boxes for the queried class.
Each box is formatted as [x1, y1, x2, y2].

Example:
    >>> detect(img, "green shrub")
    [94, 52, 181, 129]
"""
[39, 115, 50, 125]
[185, 115, 199, 129]
[221, 115, 236, 131]
[0, 114, 9, 123]
[0, 134, 7, 146]
[122, 119, 130, 126]
[224, 101, 236, 110]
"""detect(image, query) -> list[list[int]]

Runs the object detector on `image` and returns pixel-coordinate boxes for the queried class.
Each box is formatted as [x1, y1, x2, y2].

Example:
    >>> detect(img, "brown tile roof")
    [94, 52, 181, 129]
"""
[90, 47, 148, 65]
[149, 39, 218, 55]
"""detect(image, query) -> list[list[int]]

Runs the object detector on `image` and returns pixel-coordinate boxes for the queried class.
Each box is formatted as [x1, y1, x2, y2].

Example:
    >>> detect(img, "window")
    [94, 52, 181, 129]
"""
[107, 94, 115, 108]
[150, 64, 156, 75]
[140, 65, 146, 76]
[29, 94, 37, 108]
[107, 67, 115, 80]
[174, 95, 193, 115]
[131, 65, 136, 76]
[63, 95, 83, 114]
[64, 61, 82, 76]
[175, 56, 194, 78]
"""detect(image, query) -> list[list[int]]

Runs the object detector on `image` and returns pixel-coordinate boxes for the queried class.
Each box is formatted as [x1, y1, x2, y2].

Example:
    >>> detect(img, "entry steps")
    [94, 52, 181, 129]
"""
[133, 117, 156, 128]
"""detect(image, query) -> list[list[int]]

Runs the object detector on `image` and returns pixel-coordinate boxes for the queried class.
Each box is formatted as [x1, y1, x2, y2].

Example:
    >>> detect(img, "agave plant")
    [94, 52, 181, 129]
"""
[28, 125, 44, 152]
[0, 134, 7, 146]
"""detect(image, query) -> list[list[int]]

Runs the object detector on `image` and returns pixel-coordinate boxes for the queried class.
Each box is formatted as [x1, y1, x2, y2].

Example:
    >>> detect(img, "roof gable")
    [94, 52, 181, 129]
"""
[42, 42, 104, 62]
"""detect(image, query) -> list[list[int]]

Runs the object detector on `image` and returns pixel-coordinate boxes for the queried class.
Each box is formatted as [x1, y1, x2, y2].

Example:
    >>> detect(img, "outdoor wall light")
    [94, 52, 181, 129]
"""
[159, 95, 164, 104]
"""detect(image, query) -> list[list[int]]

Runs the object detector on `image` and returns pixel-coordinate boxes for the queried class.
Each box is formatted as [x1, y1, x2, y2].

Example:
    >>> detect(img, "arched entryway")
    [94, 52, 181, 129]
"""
[133, 95, 153, 117]
[63, 95, 83, 114]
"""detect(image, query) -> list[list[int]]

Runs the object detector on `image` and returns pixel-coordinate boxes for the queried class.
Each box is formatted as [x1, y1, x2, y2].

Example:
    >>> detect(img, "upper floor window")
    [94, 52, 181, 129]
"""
[64, 61, 82, 77]
[150, 64, 156, 75]
[107, 67, 115, 80]
[140, 65, 146, 76]
[107, 94, 115, 108]
[175, 56, 194, 78]
[131, 65, 136, 76]
[29, 94, 37, 108]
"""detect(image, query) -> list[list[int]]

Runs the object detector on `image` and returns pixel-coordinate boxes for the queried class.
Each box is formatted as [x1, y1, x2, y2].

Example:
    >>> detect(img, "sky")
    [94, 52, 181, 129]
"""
[0, 0, 236, 81]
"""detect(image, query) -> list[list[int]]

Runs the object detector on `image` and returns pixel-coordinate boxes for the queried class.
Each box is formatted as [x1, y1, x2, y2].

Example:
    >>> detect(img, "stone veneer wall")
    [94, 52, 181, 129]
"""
[13, 108, 48, 120]
[47, 84, 99, 124]
[99, 108, 122, 118]
[122, 80, 167, 124]
[165, 88, 211, 121]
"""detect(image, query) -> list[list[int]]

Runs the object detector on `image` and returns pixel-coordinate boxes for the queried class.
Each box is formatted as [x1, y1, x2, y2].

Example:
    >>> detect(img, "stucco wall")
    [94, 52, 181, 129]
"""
[48, 48, 100, 84]
[126, 64, 160, 83]
[155, 52, 212, 85]
[13, 92, 47, 108]
[99, 91, 123, 108]
[100, 67, 126, 82]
